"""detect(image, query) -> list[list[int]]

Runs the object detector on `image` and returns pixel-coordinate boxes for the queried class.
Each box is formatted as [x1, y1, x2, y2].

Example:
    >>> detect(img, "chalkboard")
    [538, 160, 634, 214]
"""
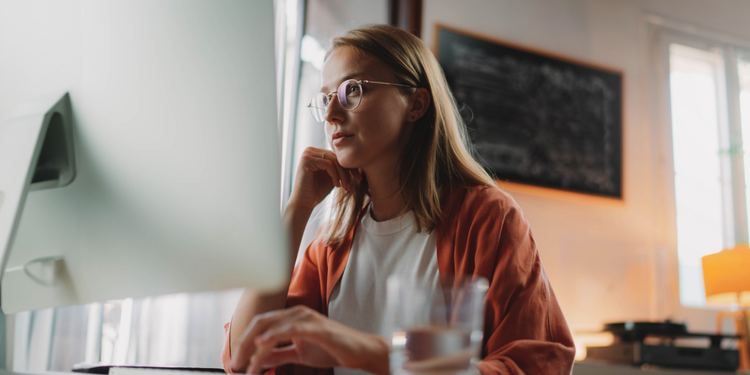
[437, 26, 623, 199]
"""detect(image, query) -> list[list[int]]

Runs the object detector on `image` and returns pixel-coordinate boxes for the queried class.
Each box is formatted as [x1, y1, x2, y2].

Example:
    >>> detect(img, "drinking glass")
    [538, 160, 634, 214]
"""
[387, 275, 489, 375]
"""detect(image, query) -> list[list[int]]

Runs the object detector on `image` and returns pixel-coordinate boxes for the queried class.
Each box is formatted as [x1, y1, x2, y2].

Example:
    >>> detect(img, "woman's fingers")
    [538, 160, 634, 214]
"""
[252, 319, 344, 367]
[248, 323, 315, 374]
[328, 155, 351, 191]
[246, 308, 316, 374]
[303, 148, 352, 191]
[311, 149, 351, 191]
[246, 339, 277, 375]
[231, 307, 310, 372]
[305, 154, 342, 188]
[245, 307, 389, 374]
[288, 146, 361, 217]
[257, 346, 301, 369]
[257, 321, 310, 346]
[302, 148, 346, 188]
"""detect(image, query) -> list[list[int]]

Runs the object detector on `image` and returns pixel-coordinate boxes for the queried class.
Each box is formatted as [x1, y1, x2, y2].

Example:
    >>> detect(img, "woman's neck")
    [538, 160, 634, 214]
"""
[364, 166, 406, 222]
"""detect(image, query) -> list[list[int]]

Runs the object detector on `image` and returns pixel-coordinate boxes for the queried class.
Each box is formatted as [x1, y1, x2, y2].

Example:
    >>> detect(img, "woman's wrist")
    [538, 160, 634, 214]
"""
[285, 197, 316, 214]
[360, 334, 391, 375]
[283, 199, 315, 243]
[283, 198, 316, 269]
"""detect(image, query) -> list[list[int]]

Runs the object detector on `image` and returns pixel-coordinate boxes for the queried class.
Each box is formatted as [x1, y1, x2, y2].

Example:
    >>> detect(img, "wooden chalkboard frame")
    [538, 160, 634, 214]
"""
[434, 24, 624, 206]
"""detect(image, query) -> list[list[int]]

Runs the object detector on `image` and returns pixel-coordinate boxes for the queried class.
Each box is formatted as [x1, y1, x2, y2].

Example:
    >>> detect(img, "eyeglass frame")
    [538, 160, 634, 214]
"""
[306, 79, 417, 122]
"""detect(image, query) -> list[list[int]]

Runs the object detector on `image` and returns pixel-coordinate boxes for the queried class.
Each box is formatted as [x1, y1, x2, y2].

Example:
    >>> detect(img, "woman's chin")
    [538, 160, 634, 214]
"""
[339, 159, 360, 169]
[334, 153, 359, 170]
[339, 160, 359, 170]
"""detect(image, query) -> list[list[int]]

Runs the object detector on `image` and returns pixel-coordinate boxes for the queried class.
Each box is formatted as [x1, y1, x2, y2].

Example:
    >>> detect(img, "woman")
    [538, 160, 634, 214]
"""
[223, 25, 575, 375]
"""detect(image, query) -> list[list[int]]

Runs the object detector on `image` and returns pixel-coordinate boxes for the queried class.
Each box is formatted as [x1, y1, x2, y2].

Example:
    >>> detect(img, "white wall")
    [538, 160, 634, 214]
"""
[422, 0, 750, 337]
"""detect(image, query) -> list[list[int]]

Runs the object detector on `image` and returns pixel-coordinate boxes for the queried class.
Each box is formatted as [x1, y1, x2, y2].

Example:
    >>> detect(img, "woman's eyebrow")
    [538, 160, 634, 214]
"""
[320, 72, 367, 93]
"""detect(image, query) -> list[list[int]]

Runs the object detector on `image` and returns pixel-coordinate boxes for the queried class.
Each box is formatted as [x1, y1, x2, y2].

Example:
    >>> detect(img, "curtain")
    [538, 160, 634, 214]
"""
[14, 289, 242, 371]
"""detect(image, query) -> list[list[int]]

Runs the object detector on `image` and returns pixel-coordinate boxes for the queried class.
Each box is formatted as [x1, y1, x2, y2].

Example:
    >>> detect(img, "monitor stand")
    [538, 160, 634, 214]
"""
[0, 93, 75, 292]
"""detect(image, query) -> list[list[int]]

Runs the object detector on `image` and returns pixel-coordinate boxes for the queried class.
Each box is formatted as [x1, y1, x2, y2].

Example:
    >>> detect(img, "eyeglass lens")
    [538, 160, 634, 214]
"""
[309, 80, 362, 122]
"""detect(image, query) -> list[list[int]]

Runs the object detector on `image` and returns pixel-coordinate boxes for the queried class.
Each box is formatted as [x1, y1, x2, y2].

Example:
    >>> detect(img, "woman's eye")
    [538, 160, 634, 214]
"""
[347, 85, 360, 96]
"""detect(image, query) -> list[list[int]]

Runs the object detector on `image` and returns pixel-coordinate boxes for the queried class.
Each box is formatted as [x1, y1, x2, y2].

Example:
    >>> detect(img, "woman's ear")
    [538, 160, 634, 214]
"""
[407, 87, 431, 122]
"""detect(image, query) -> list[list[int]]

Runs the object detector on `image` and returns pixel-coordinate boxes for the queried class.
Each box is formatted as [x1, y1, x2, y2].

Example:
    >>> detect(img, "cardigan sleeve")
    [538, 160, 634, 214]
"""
[286, 232, 328, 312]
[471, 191, 575, 375]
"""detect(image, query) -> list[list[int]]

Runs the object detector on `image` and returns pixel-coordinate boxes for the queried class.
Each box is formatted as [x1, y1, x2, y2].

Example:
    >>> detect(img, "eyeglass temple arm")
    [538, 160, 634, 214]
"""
[361, 80, 417, 88]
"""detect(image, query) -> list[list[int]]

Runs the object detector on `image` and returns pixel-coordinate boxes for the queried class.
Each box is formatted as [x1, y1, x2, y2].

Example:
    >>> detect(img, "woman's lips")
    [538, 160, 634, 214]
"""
[332, 132, 353, 146]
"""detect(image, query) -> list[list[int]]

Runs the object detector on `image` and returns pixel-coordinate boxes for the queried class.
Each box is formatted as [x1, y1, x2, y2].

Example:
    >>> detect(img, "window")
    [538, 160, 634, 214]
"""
[668, 38, 750, 308]
[739, 55, 750, 239]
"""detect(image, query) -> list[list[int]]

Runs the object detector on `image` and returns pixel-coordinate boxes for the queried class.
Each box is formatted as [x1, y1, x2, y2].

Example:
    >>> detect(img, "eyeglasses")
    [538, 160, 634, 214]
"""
[307, 79, 416, 122]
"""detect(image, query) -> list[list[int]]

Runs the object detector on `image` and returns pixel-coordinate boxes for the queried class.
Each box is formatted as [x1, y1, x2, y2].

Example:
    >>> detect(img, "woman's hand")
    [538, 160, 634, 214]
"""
[230, 151, 362, 369]
[230, 305, 389, 375]
[288, 147, 362, 211]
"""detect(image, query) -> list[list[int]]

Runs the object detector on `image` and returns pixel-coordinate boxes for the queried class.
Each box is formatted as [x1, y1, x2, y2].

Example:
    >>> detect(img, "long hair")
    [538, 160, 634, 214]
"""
[324, 24, 496, 245]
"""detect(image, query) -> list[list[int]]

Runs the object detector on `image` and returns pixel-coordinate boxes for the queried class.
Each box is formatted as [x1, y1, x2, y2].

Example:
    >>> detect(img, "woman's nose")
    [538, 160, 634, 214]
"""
[324, 94, 346, 124]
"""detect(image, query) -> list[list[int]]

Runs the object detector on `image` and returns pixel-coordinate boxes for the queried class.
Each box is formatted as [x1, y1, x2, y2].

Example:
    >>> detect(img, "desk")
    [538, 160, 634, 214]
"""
[0, 364, 736, 375]
[574, 361, 738, 374]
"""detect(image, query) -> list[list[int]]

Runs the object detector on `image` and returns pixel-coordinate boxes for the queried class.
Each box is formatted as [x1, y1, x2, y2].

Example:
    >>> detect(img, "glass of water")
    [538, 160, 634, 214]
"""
[387, 275, 489, 375]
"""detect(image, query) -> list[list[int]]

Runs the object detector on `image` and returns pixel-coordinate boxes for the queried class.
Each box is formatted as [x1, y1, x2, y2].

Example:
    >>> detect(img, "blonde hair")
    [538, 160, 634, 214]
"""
[324, 24, 496, 245]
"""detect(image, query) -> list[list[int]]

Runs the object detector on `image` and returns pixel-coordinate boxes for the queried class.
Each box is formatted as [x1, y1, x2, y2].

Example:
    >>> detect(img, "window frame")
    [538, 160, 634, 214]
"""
[649, 15, 750, 329]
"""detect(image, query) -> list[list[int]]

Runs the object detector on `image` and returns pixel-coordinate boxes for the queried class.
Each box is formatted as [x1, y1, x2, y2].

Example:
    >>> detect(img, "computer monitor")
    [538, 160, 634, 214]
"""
[0, 0, 288, 314]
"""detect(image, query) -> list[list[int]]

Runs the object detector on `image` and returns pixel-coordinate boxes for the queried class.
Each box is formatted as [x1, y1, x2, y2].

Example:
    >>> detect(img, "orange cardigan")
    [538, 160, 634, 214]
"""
[223, 185, 575, 375]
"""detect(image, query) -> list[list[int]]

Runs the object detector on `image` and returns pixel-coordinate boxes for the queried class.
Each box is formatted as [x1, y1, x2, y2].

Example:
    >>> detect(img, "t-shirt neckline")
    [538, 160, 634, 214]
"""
[361, 202, 414, 236]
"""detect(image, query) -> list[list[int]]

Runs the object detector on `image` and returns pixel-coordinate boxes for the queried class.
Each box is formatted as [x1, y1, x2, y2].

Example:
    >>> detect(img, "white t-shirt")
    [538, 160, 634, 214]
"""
[328, 204, 441, 375]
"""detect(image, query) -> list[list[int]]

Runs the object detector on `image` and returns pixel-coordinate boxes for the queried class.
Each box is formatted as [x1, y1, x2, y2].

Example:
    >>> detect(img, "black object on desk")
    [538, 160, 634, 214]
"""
[72, 364, 226, 374]
[586, 321, 740, 371]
